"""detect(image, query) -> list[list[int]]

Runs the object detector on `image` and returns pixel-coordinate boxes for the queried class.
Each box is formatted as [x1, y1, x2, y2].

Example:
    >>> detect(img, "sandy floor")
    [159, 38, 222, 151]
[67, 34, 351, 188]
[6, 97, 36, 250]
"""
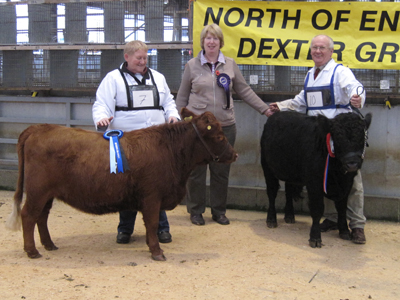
[0, 190, 399, 300]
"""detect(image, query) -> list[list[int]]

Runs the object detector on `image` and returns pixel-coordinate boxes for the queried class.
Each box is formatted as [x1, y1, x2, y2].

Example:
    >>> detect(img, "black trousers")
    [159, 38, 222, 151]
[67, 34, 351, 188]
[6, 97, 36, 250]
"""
[186, 124, 237, 217]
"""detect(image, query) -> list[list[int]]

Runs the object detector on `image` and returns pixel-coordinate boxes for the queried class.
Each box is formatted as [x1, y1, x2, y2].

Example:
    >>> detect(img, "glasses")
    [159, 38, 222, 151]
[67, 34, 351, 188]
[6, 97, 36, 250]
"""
[311, 46, 328, 52]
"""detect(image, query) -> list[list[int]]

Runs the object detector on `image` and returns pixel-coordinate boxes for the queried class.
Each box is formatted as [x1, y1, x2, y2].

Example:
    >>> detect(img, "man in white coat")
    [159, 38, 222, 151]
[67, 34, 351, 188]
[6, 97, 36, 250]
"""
[267, 34, 367, 244]
[93, 40, 180, 245]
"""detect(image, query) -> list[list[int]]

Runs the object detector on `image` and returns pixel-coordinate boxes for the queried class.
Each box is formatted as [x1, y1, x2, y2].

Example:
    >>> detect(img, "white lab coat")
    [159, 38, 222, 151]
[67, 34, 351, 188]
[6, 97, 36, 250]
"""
[277, 59, 366, 119]
[93, 65, 180, 131]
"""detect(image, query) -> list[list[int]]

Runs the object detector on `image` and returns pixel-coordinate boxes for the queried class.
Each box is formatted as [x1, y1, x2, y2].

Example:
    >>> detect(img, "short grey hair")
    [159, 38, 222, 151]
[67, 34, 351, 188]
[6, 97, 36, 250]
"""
[311, 35, 334, 50]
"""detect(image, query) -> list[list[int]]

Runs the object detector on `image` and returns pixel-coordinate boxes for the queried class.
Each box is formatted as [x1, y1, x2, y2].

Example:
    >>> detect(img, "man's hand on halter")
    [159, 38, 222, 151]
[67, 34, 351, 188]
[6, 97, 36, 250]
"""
[350, 95, 362, 109]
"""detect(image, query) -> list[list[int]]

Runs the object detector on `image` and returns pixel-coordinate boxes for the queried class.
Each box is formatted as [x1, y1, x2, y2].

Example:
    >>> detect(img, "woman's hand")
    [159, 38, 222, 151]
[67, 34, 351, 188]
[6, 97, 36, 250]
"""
[265, 103, 280, 117]
[97, 116, 114, 127]
[168, 117, 179, 124]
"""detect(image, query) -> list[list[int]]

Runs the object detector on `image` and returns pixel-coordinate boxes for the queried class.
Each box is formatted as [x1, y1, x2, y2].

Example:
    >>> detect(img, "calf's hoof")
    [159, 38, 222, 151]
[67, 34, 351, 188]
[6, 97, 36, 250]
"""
[308, 239, 322, 248]
[44, 244, 59, 251]
[26, 250, 42, 259]
[266, 218, 278, 228]
[284, 216, 295, 224]
[339, 232, 351, 240]
[152, 254, 167, 261]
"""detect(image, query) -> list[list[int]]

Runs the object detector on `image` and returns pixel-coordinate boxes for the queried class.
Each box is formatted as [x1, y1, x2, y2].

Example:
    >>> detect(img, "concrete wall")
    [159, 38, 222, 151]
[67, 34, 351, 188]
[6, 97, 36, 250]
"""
[0, 97, 399, 221]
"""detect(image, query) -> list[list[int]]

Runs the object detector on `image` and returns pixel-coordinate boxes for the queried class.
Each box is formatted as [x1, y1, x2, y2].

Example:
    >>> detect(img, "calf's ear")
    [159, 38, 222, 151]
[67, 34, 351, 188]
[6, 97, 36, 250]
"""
[195, 112, 219, 133]
[181, 108, 197, 121]
[201, 111, 217, 123]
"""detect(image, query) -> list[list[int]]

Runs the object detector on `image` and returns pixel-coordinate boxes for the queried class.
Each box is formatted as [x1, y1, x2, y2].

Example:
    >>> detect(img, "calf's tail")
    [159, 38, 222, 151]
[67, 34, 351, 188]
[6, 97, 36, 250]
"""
[5, 198, 22, 231]
[5, 129, 28, 231]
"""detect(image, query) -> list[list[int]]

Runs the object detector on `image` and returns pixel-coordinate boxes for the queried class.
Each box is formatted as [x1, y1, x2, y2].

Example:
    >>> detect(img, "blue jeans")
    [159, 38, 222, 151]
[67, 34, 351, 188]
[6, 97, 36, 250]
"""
[117, 210, 170, 235]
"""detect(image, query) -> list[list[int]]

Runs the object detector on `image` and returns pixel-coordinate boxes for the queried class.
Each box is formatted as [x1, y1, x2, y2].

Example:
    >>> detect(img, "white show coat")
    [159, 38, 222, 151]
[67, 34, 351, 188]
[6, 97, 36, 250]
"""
[277, 59, 366, 119]
[93, 65, 180, 131]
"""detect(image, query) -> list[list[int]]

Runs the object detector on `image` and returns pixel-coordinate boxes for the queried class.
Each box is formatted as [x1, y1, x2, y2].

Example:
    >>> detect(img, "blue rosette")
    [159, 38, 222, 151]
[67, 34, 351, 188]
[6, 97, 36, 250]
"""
[216, 73, 231, 109]
[103, 130, 124, 173]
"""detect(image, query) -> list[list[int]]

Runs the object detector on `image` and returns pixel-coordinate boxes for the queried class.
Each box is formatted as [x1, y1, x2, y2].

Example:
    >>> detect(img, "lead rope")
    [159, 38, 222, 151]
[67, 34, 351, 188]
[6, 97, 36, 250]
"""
[361, 129, 368, 159]
[191, 122, 229, 162]
[323, 127, 368, 194]
[324, 133, 335, 194]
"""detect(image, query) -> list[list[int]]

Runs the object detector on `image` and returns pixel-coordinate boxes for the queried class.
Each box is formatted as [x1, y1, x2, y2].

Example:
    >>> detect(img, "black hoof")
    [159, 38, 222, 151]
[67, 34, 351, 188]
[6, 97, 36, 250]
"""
[309, 239, 322, 248]
[266, 220, 277, 228]
[339, 232, 351, 240]
[284, 216, 295, 224]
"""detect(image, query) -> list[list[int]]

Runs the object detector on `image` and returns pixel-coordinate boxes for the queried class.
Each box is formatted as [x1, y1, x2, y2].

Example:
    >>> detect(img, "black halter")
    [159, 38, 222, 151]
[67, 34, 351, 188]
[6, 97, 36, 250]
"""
[191, 122, 229, 162]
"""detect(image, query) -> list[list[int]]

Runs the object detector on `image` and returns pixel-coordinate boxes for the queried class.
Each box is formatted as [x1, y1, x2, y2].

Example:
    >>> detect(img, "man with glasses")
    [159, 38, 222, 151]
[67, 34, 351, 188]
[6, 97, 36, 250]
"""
[267, 34, 367, 244]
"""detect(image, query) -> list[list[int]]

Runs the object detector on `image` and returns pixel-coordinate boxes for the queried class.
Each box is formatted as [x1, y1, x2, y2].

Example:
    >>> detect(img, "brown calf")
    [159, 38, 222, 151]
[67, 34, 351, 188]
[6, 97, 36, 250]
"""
[6, 108, 238, 261]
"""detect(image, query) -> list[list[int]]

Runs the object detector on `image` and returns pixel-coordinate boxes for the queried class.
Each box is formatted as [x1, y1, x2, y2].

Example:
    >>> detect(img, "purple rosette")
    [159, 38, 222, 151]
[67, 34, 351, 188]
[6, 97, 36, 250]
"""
[216, 73, 231, 109]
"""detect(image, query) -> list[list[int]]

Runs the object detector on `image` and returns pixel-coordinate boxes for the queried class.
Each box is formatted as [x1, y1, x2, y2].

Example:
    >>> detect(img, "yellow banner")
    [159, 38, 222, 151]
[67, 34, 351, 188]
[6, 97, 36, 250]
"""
[193, 0, 400, 69]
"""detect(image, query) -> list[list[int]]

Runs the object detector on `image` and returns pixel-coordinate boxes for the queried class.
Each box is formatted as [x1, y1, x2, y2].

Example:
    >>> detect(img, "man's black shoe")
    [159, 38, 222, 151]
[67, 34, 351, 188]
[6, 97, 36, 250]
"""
[116, 232, 131, 244]
[320, 219, 338, 232]
[158, 231, 172, 243]
[212, 214, 230, 225]
[190, 214, 205, 225]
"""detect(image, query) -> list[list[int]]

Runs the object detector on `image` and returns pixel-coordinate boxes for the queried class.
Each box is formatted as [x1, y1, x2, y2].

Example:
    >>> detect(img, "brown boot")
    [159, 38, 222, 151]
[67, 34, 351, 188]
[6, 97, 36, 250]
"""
[351, 228, 366, 244]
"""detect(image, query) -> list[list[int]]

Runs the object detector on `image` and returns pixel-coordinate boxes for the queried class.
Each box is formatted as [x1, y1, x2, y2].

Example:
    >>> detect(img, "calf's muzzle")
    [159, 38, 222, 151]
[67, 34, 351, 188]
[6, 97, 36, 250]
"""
[342, 151, 363, 173]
